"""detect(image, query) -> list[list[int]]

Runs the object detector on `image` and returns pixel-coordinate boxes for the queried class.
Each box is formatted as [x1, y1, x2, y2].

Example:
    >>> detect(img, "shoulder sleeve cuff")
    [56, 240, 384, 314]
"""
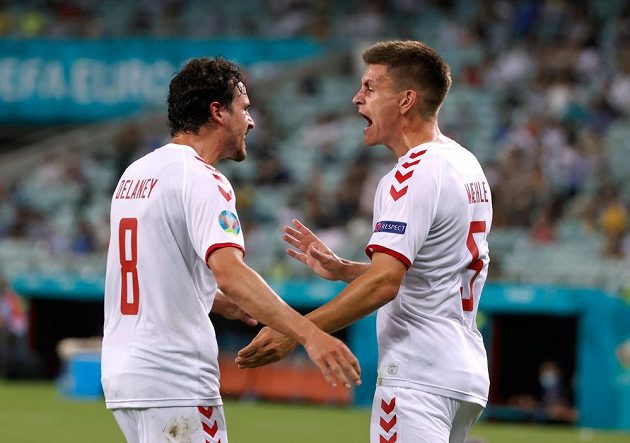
[205, 243, 245, 262]
[365, 244, 411, 269]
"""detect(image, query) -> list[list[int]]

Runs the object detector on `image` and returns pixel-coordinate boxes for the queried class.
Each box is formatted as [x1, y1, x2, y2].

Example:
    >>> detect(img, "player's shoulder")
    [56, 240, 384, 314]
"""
[184, 151, 232, 188]
[390, 143, 439, 182]
[425, 136, 484, 174]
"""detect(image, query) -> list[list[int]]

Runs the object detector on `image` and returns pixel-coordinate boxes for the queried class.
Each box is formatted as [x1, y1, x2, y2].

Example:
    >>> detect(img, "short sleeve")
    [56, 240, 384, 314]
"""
[183, 162, 245, 263]
[365, 151, 439, 268]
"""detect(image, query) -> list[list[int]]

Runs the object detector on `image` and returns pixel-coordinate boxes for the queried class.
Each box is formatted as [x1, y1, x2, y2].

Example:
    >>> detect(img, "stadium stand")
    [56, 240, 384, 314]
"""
[0, 0, 628, 295]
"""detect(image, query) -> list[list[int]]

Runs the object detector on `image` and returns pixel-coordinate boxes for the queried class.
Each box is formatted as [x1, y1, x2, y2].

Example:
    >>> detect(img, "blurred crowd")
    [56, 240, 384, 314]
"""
[0, 0, 629, 288]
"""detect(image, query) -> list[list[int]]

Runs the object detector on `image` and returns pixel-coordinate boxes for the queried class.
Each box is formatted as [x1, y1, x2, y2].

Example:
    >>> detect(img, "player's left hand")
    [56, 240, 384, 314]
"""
[212, 289, 258, 327]
[235, 326, 297, 368]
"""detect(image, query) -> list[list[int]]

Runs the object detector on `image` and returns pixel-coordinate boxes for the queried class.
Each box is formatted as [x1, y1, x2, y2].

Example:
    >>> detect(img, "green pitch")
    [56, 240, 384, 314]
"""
[1, 381, 629, 442]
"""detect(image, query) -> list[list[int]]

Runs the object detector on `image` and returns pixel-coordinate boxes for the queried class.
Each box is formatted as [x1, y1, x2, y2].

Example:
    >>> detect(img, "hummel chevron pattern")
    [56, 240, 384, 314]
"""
[217, 186, 233, 201]
[379, 397, 397, 443]
[390, 185, 409, 201]
[390, 149, 427, 201]
[381, 398, 395, 414]
[380, 433, 397, 443]
[380, 415, 397, 433]
[198, 406, 221, 443]
[198, 406, 214, 419]
[202, 421, 218, 438]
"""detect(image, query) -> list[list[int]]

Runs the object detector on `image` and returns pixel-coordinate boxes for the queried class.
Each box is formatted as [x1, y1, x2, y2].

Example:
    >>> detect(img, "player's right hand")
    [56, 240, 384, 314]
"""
[236, 326, 298, 368]
[302, 329, 361, 389]
[283, 218, 345, 281]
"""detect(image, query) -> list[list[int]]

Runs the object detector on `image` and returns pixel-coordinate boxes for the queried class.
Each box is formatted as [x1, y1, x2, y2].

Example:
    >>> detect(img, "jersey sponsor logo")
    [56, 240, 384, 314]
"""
[218, 210, 240, 235]
[374, 221, 406, 234]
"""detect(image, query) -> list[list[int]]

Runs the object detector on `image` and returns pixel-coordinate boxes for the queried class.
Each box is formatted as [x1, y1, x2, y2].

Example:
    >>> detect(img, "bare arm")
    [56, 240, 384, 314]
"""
[236, 252, 405, 368]
[208, 247, 361, 387]
[283, 219, 370, 283]
[304, 252, 405, 333]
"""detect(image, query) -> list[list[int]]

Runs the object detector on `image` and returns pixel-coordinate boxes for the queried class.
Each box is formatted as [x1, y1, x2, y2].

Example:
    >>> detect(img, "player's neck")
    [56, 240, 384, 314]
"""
[390, 118, 441, 158]
[172, 128, 223, 165]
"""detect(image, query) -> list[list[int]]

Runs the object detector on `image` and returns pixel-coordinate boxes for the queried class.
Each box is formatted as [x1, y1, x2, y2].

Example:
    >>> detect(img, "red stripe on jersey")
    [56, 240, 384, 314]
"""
[394, 170, 413, 184]
[217, 186, 233, 201]
[389, 185, 408, 201]
[205, 243, 245, 262]
[365, 245, 411, 269]
[195, 155, 215, 168]
[401, 159, 421, 168]
[409, 149, 427, 159]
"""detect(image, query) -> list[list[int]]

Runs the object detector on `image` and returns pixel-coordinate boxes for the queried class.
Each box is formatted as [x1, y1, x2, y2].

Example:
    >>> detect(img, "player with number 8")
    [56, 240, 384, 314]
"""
[101, 57, 361, 443]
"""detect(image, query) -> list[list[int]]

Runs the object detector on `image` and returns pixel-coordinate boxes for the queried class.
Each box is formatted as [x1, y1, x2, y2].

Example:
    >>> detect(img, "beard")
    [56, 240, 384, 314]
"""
[223, 131, 247, 162]
[227, 142, 246, 162]
[232, 149, 246, 162]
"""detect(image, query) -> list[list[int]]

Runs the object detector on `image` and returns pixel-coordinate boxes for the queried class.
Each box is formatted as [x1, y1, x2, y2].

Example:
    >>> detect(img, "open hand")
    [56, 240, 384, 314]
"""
[236, 326, 297, 368]
[236, 325, 362, 389]
[302, 329, 361, 389]
[283, 218, 345, 281]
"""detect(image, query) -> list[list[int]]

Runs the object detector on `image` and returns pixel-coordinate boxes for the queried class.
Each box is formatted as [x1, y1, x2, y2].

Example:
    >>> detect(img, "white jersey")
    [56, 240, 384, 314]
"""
[366, 135, 492, 407]
[102, 143, 245, 409]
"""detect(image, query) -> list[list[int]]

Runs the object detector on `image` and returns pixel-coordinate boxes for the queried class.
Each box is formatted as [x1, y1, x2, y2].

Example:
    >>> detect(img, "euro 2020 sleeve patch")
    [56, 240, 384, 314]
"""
[218, 210, 241, 234]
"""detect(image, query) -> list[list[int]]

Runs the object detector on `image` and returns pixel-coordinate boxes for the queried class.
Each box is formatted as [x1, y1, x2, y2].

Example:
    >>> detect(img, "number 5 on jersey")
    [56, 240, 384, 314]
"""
[119, 218, 139, 315]
[461, 221, 486, 312]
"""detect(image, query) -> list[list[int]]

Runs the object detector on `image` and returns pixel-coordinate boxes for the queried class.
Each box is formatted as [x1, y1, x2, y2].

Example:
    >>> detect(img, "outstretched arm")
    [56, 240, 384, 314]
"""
[236, 252, 406, 368]
[283, 219, 370, 283]
[208, 247, 361, 388]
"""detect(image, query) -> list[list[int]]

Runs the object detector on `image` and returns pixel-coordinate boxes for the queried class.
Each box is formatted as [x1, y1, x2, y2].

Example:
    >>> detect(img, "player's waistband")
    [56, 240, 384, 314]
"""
[376, 377, 488, 407]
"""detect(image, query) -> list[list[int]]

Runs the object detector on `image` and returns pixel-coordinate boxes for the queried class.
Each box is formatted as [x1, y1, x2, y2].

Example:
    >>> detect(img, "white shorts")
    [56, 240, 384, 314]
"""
[112, 405, 228, 443]
[370, 385, 483, 443]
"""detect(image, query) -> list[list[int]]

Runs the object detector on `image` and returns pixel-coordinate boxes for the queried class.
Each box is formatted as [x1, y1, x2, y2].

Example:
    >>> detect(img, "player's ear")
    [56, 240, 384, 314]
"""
[209, 101, 225, 124]
[399, 90, 417, 115]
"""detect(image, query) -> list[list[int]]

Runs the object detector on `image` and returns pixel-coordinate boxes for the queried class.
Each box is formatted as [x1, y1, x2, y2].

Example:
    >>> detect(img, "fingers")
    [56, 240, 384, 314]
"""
[309, 245, 331, 262]
[307, 337, 362, 389]
[236, 339, 275, 368]
[283, 226, 304, 242]
[238, 339, 266, 357]
[292, 218, 316, 237]
[235, 348, 279, 368]
[316, 349, 362, 389]
[334, 344, 361, 388]
[283, 232, 305, 251]
[286, 248, 308, 265]
[240, 313, 258, 327]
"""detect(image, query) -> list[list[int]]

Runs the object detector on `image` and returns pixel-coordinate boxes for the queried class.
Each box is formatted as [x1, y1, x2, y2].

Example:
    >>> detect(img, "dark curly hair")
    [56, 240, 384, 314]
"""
[167, 57, 244, 137]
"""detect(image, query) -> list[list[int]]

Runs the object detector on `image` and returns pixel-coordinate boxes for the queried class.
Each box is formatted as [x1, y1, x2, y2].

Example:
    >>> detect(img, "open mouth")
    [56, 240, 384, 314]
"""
[359, 112, 373, 129]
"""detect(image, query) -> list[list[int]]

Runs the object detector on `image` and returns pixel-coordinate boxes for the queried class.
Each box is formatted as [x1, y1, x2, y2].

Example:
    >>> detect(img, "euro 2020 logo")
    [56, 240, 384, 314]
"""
[219, 210, 241, 235]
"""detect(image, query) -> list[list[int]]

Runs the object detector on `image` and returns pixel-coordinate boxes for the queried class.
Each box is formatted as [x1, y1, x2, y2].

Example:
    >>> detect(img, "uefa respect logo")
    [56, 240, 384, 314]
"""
[218, 210, 240, 235]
